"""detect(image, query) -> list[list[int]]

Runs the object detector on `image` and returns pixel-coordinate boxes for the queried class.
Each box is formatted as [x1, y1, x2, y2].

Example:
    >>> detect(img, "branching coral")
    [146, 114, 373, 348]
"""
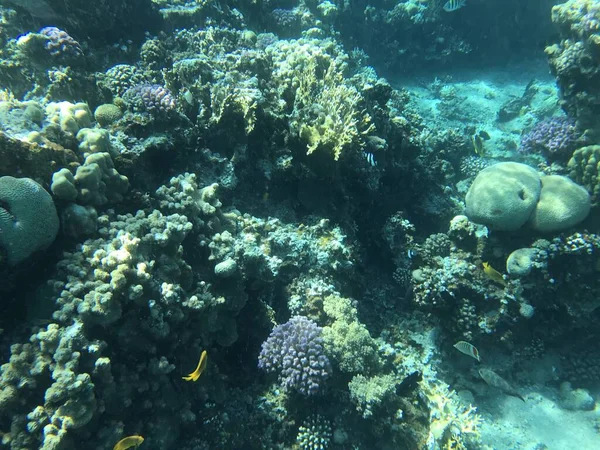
[293, 59, 375, 160]
[258, 316, 331, 395]
[421, 379, 482, 450]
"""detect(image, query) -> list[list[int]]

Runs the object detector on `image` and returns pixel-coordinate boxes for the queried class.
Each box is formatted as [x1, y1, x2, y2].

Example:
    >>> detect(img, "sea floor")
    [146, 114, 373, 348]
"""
[477, 386, 600, 450]
[396, 58, 560, 161]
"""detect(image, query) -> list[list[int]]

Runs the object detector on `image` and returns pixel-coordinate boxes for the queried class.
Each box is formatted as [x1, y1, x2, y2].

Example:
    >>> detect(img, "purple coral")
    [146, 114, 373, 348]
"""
[124, 83, 176, 116]
[258, 316, 331, 396]
[39, 27, 83, 58]
[519, 116, 582, 160]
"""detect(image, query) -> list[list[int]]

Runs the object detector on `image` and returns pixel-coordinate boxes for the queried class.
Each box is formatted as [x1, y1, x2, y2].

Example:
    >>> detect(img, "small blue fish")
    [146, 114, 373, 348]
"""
[443, 0, 466, 12]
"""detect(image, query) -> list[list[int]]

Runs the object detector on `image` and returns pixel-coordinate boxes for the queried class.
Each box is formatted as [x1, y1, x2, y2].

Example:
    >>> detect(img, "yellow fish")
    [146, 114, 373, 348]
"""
[482, 262, 506, 286]
[472, 134, 485, 156]
[182, 350, 208, 382]
[113, 435, 144, 450]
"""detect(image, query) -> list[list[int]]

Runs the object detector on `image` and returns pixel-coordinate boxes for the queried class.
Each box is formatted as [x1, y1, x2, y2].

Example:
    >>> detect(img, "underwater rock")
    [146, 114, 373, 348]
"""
[506, 247, 537, 276]
[0, 130, 78, 183]
[60, 203, 98, 238]
[559, 381, 595, 411]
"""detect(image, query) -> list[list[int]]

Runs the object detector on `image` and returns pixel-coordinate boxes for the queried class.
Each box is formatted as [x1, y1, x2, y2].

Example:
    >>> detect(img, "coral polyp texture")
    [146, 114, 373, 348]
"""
[123, 83, 177, 116]
[258, 316, 331, 396]
[546, 0, 600, 135]
[39, 27, 83, 58]
[518, 116, 582, 160]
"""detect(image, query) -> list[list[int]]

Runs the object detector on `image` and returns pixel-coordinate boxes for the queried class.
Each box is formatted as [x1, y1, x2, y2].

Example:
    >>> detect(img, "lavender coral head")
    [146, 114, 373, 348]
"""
[124, 83, 177, 116]
[519, 116, 582, 160]
[258, 316, 331, 396]
[39, 27, 83, 58]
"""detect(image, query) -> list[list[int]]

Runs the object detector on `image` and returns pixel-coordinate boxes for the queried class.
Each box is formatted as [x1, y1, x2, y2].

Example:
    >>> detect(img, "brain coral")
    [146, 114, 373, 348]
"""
[0, 176, 59, 265]
[528, 175, 591, 233]
[465, 162, 541, 231]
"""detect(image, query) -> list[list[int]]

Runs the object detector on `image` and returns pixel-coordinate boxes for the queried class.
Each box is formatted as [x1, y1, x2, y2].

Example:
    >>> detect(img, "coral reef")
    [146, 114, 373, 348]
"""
[568, 144, 600, 205]
[0, 1, 598, 449]
[546, 0, 600, 136]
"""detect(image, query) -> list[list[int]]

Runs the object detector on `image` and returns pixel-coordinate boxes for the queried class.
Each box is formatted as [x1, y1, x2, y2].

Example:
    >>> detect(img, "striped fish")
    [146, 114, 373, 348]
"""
[364, 151, 377, 166]
[443, 0, 467, 12]
[453, 341, 480, 362]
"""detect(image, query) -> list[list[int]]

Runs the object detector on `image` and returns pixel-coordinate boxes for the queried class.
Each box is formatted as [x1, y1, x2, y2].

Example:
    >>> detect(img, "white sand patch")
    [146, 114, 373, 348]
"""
[394, 60, 561, 157]
[477, 386, 600, 450]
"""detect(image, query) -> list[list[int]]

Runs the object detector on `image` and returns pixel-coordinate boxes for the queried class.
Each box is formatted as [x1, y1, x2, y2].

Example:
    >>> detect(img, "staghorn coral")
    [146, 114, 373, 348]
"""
[348, 373, 397, 419]
[421, 379, 482, 450]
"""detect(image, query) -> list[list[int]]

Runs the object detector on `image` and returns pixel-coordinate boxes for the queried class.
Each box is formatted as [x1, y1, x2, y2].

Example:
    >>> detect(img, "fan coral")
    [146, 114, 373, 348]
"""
[258, 316, 331, 395]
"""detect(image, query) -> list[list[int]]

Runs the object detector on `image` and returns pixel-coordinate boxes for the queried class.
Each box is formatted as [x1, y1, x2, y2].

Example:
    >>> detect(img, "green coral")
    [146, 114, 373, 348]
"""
[568, 144, 600, 205]
[348, 373, 397, 418]
[93, 104, 123, 127]
[322, 295, 381, 374]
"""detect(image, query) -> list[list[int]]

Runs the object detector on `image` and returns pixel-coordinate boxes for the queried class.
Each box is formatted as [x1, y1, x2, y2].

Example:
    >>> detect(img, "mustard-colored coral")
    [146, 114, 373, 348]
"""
[209, 84, 258, 135]
[321, 294, 381, 374]
[293, 60, 374, 160]
[568, 145, 600, 205]
[422, 379, 482, 450]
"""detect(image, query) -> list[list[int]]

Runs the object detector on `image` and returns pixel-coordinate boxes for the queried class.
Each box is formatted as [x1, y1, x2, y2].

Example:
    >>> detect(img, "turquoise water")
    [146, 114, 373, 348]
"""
[0, 1, 598, 449]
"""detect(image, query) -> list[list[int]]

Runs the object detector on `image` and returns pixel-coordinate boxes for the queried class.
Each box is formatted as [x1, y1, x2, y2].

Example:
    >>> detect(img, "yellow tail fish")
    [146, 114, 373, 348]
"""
[482, 262, 506, 286]
[113, 435, 144, 450]
[182, 350, 208, 382]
